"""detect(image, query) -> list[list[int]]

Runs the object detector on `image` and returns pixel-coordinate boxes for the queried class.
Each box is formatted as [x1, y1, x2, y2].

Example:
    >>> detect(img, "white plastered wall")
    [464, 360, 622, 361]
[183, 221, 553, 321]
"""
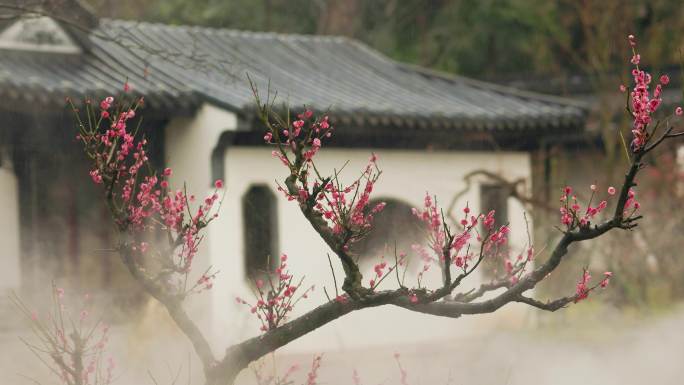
[164, 103, 534, 354]
[208, 146, 533, 353]
[165, 103, 238, 334]
[0, 154, 21, 292]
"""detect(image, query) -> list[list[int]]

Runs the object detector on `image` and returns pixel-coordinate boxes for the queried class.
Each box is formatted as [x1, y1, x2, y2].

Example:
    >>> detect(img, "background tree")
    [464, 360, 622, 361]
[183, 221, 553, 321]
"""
[77, 0, 684, 80]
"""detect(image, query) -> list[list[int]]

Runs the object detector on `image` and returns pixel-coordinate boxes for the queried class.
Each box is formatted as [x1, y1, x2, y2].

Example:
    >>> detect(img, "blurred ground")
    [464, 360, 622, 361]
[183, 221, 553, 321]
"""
[1, 304, 683, 385]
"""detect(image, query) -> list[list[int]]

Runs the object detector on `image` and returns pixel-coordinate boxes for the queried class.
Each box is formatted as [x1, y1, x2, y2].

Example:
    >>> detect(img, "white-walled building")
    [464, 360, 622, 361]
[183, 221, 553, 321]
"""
[0, 10, 586, 351]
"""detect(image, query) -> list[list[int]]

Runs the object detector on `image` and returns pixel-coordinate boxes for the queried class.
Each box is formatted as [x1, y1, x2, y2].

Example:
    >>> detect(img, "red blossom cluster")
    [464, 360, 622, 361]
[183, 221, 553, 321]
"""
[393, 353, 409, 385]
[559, 185, 630, 228]
[264, 107, 386, 248]
[559, 184, 640, 229]
[251, 353, 323, 385]
[236, 254, 315, 332]
[369, 257, 389, 289]
[352, 369, 361, 385]
[11, 287, 115, 385]
[379, 191, 537, 298]
[335, 294, 349, 303]
[575, 269, 613, 303]
[623, 34, 682, 151]
[193, 269, 219, 293]
[305, 354, 323, 385]
[366, 251, 411, 290]
[253, 360, 299, 385]
[252, 353, 422, 385]
[72, 87, 223, 293]
[409, 194, 513, 284]
[265, 108, 333, 165]
[304, 156, 385, 238]
[501, 245, 536, 285]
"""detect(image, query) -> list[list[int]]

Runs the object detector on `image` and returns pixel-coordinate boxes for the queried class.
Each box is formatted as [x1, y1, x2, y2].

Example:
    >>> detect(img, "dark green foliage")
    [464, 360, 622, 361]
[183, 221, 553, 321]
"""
[83, 0, 684, 84]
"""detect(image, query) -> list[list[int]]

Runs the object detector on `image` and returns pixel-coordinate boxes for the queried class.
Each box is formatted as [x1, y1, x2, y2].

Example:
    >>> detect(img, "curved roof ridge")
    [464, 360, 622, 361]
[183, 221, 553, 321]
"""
[100, 18, 347, 43]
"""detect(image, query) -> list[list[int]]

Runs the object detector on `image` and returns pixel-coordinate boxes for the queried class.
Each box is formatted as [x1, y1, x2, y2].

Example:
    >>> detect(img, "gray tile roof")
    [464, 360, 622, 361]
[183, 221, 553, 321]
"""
[0, 18, 586, 133]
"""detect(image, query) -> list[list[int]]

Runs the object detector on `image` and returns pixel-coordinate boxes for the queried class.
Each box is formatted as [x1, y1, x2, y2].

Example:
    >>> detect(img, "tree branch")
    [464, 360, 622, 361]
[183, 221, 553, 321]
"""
[118, 245, 216, 372]
[514, 294, 575, 311]
[451, 279, 511, 303]
[212, 290, 403, 383]
[229, 149, 646, 361]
